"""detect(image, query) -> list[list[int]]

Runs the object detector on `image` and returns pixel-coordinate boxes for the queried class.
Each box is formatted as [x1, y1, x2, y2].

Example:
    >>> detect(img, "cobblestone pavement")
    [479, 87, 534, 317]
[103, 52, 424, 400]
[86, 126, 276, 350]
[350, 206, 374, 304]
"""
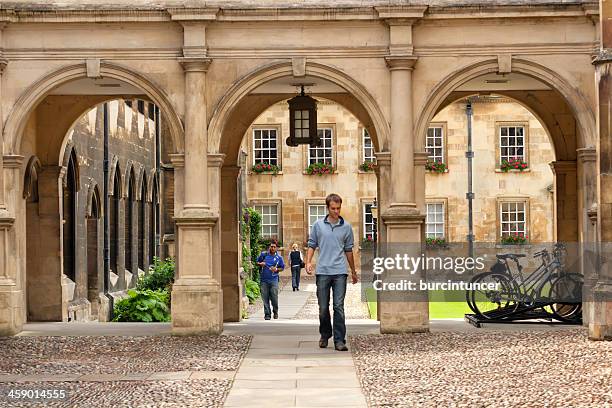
[351, 329, 612, 408]
[0, 335, 251, 407]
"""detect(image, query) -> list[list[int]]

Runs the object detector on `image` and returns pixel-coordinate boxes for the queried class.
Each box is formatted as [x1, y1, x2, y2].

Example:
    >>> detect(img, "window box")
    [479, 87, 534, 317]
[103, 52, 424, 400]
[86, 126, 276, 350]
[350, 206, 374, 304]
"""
[500, 157, 528, 172]
[500, 233, 528, 245]
[252, 163, 281, 175]
[361, 236, 376, 249]
[425, 160, 448, 173]
[359, 161, 377, 172]
[305, 162, 335, 176]
[425, 237, 448, 249]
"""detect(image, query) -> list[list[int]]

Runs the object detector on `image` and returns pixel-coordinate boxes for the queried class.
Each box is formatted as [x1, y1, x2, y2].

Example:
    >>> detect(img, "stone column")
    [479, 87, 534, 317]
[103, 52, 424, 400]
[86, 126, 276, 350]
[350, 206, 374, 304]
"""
[577, 147, 597, 325]
[414, 152, 429, 213]
[549, 161, 578, 242]
[374, 152, 391, 249]
[220, 165, 241, 322]
[591, 45, 612, 340]
[171, 58, 222, 335]
[378, 21, 428, 333]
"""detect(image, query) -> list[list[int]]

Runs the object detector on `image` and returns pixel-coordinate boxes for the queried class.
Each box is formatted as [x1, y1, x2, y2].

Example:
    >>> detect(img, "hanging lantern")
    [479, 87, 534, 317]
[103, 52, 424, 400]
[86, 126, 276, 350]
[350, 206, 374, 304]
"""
[286, 85, 320, 147]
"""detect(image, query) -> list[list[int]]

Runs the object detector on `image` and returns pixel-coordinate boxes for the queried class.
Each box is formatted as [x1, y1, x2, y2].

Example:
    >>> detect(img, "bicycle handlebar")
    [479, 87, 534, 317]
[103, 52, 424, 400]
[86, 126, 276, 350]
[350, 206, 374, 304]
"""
[496, 253, 526, 260]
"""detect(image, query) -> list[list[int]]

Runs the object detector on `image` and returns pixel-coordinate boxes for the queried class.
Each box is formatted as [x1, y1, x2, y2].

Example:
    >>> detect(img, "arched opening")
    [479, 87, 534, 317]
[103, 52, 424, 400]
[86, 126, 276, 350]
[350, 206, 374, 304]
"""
[139, 171, 147, 272]
[62, 149, 78, 284]
[110, 164, 121, 282]
[86, 184, 102, 319]
[209, 62, 388, 324]
[149, 174, 159, 264]
[125, 167, 135, 281]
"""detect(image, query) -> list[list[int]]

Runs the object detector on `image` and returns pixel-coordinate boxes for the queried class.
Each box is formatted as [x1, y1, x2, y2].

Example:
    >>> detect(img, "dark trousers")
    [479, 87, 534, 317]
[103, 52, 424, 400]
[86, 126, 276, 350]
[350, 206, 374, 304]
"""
[291, 265, 301, 289]
[316, 274, 347, 344]
[260, 281, 278, 318]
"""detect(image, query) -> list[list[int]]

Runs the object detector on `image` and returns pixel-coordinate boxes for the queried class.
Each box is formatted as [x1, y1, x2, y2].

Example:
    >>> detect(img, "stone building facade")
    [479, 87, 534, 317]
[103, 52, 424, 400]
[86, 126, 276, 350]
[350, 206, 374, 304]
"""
[0, 0, 609, 340]
[243, 97, 555, 263]
[23, 99, 161, 323]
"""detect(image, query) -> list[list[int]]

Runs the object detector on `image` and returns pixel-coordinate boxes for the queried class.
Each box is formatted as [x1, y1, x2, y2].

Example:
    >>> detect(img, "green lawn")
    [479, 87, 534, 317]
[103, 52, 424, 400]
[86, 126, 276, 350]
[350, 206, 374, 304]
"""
[365, 288, 473, 319]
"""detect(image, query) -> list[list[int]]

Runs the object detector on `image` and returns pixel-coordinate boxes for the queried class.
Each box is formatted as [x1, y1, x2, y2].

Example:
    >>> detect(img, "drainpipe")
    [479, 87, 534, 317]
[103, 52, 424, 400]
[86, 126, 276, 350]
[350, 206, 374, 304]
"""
[103, 102, 113, 317]
[466, 100, 474, 261]
[155, 105, 161, 259]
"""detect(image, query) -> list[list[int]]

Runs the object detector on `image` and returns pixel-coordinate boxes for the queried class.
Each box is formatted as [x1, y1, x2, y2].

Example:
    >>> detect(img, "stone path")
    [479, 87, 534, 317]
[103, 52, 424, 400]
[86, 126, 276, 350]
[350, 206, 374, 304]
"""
[223, 280, 375, 408]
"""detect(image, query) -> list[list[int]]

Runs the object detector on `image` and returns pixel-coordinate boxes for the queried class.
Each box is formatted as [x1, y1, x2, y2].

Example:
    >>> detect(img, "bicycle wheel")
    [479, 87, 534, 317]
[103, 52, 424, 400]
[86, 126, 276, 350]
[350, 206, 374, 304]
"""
[466, 272, 488, 314]
[549, 273, 583, 323]
[470, 272, 519, 319]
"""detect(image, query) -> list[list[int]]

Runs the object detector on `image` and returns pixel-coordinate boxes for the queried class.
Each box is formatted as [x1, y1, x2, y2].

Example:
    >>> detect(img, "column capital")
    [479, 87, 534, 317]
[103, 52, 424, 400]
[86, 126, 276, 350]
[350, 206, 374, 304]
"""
[207, 153, 225, 168]
[549, 160, 577, 175]
[169, 153, 185, 168]
[0, 210, 14, 229]
[179, 57, 212, 73]
[414, 151, 429, 166]
[2, 155, 24, 169]
[374, 151, 391, 166]
[174, 212, 218, 227]
[0, 59, 7, 75]
[577, 147, 597, 163]
[375, 6, 427, 23]
[385, 56, 418, 71]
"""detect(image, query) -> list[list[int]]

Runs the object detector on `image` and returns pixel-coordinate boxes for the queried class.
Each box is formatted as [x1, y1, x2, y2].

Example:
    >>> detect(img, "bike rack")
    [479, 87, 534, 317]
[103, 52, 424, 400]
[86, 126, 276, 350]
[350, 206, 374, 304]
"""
[464, 302, 582, 328]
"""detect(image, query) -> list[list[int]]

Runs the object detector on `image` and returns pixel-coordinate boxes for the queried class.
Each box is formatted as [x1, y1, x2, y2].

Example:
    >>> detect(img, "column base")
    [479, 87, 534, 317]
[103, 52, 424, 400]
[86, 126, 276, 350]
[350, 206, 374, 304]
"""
[379, 300, 429, 333]
[588, 282, 612, 341]
[0, 280, 23, 336]
[171, 277, 223, 335]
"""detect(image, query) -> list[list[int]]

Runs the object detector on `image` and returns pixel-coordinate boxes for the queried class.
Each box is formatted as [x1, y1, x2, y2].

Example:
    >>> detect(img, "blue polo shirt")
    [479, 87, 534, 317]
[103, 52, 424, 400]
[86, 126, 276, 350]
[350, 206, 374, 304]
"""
[257, 251, 285, 283]
[307, 215, 354, 275]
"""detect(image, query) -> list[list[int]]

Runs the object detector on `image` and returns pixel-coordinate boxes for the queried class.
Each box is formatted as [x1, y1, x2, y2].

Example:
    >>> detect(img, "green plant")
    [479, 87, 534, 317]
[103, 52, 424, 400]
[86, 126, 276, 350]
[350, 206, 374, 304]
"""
[361, 235, 376, 249]
[359, 161, 376, 172]
[425, 160, 447, 173]
[426, 237, 447, 248]
[305, 162, 334, 176]
[137, 257, 175, 292]
[245, 278, 261, 304]
[500, 157, 528, 172]
[500, 233, 528, 245]
[243, 207, 263, 282]
[252, 162, 281, 174]
[112, 289, 170, 322]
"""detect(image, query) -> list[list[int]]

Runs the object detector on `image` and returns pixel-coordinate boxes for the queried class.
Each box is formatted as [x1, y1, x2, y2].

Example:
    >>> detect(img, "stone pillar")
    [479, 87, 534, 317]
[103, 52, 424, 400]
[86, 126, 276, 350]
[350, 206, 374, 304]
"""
[378, 20, 428, 333]
[591, 44, 612, 340]
[549, 161, 579, 242]
[0, 154, 20, 335]
[220, 165, 241, 322]
[577, 147, 597, 325]
[374, 152, 391, 249]
[171, 57, 222, 335]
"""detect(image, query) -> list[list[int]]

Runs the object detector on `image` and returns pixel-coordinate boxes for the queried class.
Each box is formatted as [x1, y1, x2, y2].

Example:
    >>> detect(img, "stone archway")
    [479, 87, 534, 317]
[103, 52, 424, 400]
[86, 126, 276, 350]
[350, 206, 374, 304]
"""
[0, 62, 185, 335]
[202, 61, 391, 326]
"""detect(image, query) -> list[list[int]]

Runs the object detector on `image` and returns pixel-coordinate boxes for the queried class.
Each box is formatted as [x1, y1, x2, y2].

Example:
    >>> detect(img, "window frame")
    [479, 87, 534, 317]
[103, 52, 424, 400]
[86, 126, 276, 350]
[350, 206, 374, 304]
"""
[497, 197, 530, 242]
[495, 121, 529, 169]
[304, 199, 327, 242]
[303, 124, 337, 170]
[250, 200, 283, 243]
[361, 127, 376, 164]
[425, 199, 447, 240]
[249, 124, 282, 170]
[426, 123, 447, 165]
[360, 198, 377, 241]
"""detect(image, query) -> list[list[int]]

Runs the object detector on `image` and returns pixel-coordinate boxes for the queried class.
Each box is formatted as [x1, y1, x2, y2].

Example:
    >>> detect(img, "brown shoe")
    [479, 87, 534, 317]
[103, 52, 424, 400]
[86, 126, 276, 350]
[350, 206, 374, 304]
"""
[319, 338, 329, 348]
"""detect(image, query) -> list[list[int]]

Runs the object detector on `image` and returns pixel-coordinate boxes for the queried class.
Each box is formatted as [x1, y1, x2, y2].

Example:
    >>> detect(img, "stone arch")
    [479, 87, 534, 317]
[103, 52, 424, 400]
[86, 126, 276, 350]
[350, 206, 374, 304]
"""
[208, 60, 390, 163]
[123, 161, 135, 199]
[108, 156, 121, 197]
[61, 146, 81, 192]
[86, 180, 102, 219]
[136, 167, 146, 202]
[3, 61, 184, 155]
[414, 57, 596, 154]
[23, 155, 42, 201]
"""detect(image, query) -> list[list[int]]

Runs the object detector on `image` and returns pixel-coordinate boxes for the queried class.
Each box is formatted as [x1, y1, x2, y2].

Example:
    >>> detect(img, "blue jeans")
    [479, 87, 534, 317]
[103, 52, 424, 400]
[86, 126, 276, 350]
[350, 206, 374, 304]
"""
[291, 265, 301, 289]
[260, 281, 278, 318]
[316, 274, 347, 345]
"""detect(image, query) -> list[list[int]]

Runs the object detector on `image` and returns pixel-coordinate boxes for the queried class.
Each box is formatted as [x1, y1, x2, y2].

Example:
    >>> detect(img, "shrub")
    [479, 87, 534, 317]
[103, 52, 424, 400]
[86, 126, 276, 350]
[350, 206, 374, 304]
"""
[112, 289, 170, 322]
[359, 161, 376, 172]
[245, 278, 261, 304]
[500, 157, 528, 172]
[137, 257, 175, 292]
[252, 162, 281, 174]
[425, 160, 447, 173]
[305, 162, 334, 176]
[500, 233, 528, 245]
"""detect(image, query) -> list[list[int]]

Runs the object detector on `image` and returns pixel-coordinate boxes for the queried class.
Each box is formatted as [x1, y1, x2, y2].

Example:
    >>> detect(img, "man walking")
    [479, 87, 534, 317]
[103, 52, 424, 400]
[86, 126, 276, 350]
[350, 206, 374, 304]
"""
[306, 193, 358, 351]
[257, 240, 284, 320]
